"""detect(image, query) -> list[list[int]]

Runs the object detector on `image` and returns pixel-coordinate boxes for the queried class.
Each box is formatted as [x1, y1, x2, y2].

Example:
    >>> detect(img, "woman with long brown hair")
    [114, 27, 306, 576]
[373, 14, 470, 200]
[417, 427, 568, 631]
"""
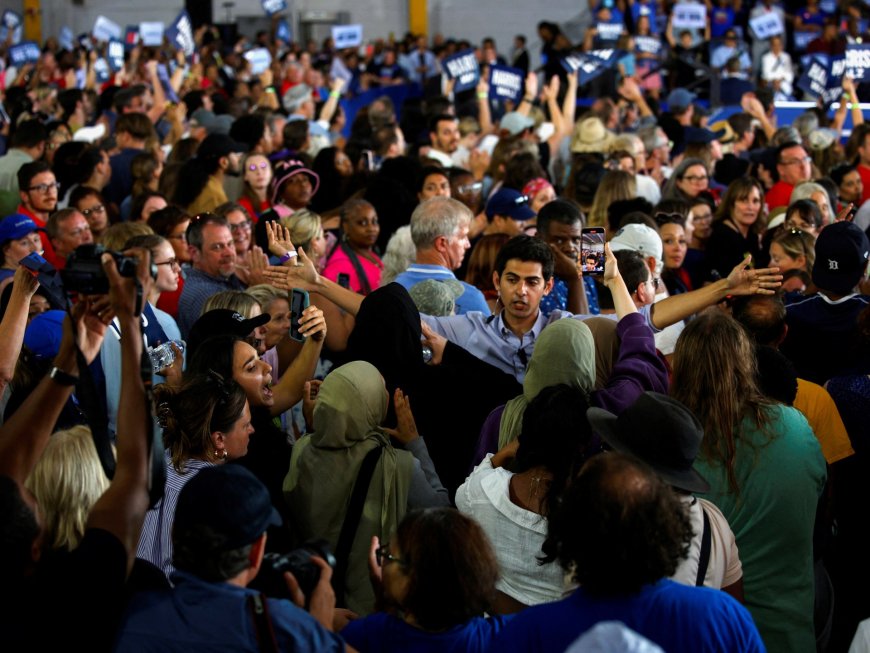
[706, 176, 766, 279]
[670, 311, 826, 652]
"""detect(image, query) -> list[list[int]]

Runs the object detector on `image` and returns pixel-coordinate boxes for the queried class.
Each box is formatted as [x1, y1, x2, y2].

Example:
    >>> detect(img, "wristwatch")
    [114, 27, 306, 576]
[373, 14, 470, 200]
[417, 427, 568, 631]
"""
[49, 366, 79, 386]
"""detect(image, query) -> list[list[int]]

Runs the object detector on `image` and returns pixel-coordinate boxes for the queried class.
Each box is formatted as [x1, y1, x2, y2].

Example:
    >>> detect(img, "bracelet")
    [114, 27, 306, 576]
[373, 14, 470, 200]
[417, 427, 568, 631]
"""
[329, 90, 341, 98]
[49, 366, 79, 386]
[279, 251, 298, 264]
[265, 87, 276, 94]
[477, 91, 487, 99]
[522, 96, 534, 103]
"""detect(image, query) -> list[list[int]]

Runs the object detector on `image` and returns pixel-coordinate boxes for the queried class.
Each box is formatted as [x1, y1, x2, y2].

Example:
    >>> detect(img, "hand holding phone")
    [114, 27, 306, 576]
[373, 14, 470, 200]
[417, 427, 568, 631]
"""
[289, 288, 310, 341]
[580, 227, 606, 275]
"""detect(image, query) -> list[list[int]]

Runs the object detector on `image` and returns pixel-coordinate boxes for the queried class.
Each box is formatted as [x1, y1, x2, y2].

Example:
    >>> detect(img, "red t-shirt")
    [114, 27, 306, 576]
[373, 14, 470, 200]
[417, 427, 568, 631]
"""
[857, 164, 870, 205]
[765, 181, 794, 212]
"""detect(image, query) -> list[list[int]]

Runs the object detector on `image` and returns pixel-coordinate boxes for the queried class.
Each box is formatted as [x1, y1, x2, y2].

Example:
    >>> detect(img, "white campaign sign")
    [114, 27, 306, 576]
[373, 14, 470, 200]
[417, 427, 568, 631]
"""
[749, 13, 784, 39]
[671, 3, 707, 29]
[93, 15, 122, 42]
[332, 24, 363, 49]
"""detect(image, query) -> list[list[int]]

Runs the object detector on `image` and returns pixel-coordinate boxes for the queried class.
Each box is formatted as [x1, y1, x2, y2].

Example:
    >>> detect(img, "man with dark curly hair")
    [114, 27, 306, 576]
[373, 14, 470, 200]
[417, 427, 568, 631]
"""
[493, 453, 764, 652]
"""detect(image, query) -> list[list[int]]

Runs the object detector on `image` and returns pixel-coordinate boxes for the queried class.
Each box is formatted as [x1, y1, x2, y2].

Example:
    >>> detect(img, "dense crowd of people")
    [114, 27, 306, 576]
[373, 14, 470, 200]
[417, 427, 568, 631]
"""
[1, 4, 870, 652]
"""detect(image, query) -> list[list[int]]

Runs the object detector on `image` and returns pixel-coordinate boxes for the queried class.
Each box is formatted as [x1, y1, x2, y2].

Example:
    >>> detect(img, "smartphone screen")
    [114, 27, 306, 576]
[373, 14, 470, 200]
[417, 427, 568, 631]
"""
[581, 228, 605, 275]
[337, 273, 351, 289]
[289, 288, 310, 341]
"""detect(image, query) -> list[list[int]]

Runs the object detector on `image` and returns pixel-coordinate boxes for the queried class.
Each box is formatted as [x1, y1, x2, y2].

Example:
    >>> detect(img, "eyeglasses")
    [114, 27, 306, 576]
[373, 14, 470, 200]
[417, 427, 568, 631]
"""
[780, 156, 812, 166]
[81, 204, 106, 217]
[28, 182, 61, 193]
[682, 175, 708, 182]
[649, 277, 662, 289]
[375, 544, 406, 567]
[155, 257, 180, 268]
[230, 220, 252, 233]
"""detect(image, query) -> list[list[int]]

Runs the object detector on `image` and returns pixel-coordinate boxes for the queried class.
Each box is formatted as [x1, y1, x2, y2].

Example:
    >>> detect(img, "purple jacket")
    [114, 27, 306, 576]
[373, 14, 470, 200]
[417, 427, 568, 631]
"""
[471, 312, 669, 467]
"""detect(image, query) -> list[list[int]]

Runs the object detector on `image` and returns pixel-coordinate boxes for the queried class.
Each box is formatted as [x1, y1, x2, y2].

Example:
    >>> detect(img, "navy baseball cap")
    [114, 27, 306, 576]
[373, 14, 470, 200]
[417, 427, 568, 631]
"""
[174, 465, 282, 551]
[187, 309, 271, 357]
[0, 214, 42, 243]
[485, 188, 536, 221]
[812, 221, 870, 295]
[23, 310, 66, 358]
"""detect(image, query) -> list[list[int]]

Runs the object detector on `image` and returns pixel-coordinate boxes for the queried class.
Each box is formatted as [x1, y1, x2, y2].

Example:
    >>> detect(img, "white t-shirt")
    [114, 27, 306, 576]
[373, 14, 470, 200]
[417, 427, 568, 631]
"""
[455, 455, 574, 606]
[671, 495, 743, 589]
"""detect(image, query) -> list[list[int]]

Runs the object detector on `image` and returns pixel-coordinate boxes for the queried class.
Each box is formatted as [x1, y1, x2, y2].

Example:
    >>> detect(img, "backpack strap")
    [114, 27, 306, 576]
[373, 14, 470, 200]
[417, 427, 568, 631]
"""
[247, 592, 279, 653]
[333, 444, 384, 606]
[340, 241, 373, 295]
[695, 504, 712, 587]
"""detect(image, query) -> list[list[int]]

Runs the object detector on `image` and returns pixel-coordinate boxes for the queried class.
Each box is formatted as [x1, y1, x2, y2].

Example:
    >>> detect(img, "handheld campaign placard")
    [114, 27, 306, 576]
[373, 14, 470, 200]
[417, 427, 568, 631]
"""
[166, 10, 195, 57]
[845, 44, 870, 83]
[262, 0, 288, 16]
[671, 3, 707, 29]
[749, 12, 784, 40]
[442, 49, 480, 93]
[1, 10, 23, 45]
[245, 48, 273, 75]
[332, 24, 363, 49]
[8, 41, 41, 67]
[488, 64, 525, 103]
[107, 39, 125, 72]
[276, 19, 292, 44]
[562, 49, 625, 85]
[93, 15, 123, 43]
[797, 54, 845, 104]
[139, 22, 164, 47]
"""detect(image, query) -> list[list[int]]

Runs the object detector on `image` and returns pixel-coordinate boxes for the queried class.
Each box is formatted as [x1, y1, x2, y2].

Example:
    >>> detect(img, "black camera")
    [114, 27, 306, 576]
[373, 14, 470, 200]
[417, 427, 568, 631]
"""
[60, 244, 156, 294]
[250, 539, 336, 602]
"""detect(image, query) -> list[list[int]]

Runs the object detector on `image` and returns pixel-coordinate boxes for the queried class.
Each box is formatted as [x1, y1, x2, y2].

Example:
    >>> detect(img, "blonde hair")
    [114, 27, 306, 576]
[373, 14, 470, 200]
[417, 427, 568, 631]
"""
[202, 290, 260, 317]
[25, 426, 111, 551]
[100, 222, 154, 250]
[588, 170, 636, 227]
[279, 209, 322, 253]
[246, 284, 289, 312]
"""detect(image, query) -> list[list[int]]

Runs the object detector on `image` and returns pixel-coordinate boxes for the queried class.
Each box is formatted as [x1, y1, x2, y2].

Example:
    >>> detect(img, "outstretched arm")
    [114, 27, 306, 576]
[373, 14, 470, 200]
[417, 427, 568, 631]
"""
[263, 247, 364, 316]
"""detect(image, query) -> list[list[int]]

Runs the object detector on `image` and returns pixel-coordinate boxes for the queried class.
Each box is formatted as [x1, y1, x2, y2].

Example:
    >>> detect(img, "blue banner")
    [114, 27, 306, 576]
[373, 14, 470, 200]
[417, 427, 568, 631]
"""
[107, 39, 125, 72]
[124, 26, 140, 50]
[442, 49, 480, 93]
[276, 19, 292, 44]
[845, 44, 870, 82]
[797, 54, 845, 104]
[9, 41, 40, 66]
[562, 49, 625, 85]
[166, 10, 195, 56]
[0, 10, 23, 45]
[488, 64, 525, 103]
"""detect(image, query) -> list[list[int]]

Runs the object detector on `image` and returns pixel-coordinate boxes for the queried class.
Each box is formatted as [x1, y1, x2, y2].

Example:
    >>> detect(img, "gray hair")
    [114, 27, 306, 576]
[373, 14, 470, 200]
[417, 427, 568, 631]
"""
[380, 226, 417, 285]
[790, 181, 826, 204]
[409, 197, 473, 250]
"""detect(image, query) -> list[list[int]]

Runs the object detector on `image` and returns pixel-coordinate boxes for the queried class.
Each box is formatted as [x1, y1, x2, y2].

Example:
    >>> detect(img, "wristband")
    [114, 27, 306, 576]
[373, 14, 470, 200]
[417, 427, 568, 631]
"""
[265, 87, 276, 94]
[49, 366, 79, 386]
[329, 90, 341, 98]
[279, 251, 298, 264]
[477, 91, 488, 99]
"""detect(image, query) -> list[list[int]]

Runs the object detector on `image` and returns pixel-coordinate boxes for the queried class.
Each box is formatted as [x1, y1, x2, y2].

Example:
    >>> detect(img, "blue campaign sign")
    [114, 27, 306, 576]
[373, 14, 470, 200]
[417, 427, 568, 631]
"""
[845, 44, 870, 82]
[442, 49, 480, 93]
[794, 31, 815, 52]
[59, 26, 74, 51]
[0, 10, 23, 45]
[797, 54, 845, 104]
[166, 10, 195, 56]
[93, 58, 110, 83]
[125, 26, 140, 50]
[596, 21, 623, 43]
[107, 39, 125, 72]
[332, 24, 363, 49]
[261, 0, 287, 15]
[749, 12, 784, 39]
[671, 3, 707, 29]
[8, 41, 40, 67]
[563, 49, 625, 85]
[276, 19, 292, 43]
[488, 64, 525, 103]
[93, 15, 122, 42]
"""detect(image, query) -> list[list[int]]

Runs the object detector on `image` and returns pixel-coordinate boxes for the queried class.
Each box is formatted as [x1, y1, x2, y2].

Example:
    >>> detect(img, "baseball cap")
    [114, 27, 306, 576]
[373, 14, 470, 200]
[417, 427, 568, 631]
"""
[187, 309, 271, 357]
[708, 120, 735, 144]
[500, 112, 535, 137]
[408, 279, 464, 316]
[24, 310, 66, 358]
[811, 221, 870, 295]
[586, 391, 710, 493]
[174, 465, 282, 551]
[197, 133, 247, 160]
[609, 223, 663, 268]
[0, 214, 42, 243]
[485, 188, 536, 221]
[684, 126, 724, 145]
[666, 88, 697, 113]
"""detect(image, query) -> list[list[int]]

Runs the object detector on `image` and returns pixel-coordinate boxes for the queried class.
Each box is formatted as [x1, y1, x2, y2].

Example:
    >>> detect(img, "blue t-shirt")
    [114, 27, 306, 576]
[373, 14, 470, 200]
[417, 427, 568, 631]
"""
[394, 264, 491, 315]
[342, 611, 512, 653]
[539, 277, 600, 317]
[493, 580, 765, 653]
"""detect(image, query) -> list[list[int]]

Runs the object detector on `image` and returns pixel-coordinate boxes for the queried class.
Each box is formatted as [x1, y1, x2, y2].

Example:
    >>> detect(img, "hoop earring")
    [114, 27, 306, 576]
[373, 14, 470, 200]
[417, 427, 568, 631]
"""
[215, 449, 228, 461]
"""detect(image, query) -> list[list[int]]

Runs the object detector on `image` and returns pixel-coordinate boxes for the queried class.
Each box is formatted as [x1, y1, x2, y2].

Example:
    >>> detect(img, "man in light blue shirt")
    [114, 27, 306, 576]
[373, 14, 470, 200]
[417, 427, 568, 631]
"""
[394, 197, 491, 315]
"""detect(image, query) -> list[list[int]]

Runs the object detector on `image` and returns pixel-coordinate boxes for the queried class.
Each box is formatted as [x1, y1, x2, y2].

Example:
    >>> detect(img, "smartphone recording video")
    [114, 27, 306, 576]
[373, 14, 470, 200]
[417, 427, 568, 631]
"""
[581, 228, 605, 275]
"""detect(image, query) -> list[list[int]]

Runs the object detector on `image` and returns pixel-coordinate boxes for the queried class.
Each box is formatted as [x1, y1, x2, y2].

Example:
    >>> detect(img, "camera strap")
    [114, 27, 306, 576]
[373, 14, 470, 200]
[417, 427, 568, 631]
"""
[247, 593, 279, 653]
[333, 443, 383, 607]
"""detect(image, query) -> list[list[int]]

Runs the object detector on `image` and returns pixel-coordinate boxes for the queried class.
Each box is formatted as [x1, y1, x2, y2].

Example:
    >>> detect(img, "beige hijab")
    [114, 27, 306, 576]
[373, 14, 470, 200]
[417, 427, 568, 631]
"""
[284, 361, 414, 615]
[498, 319, 597, 449]
[583, 317, 621, 391]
